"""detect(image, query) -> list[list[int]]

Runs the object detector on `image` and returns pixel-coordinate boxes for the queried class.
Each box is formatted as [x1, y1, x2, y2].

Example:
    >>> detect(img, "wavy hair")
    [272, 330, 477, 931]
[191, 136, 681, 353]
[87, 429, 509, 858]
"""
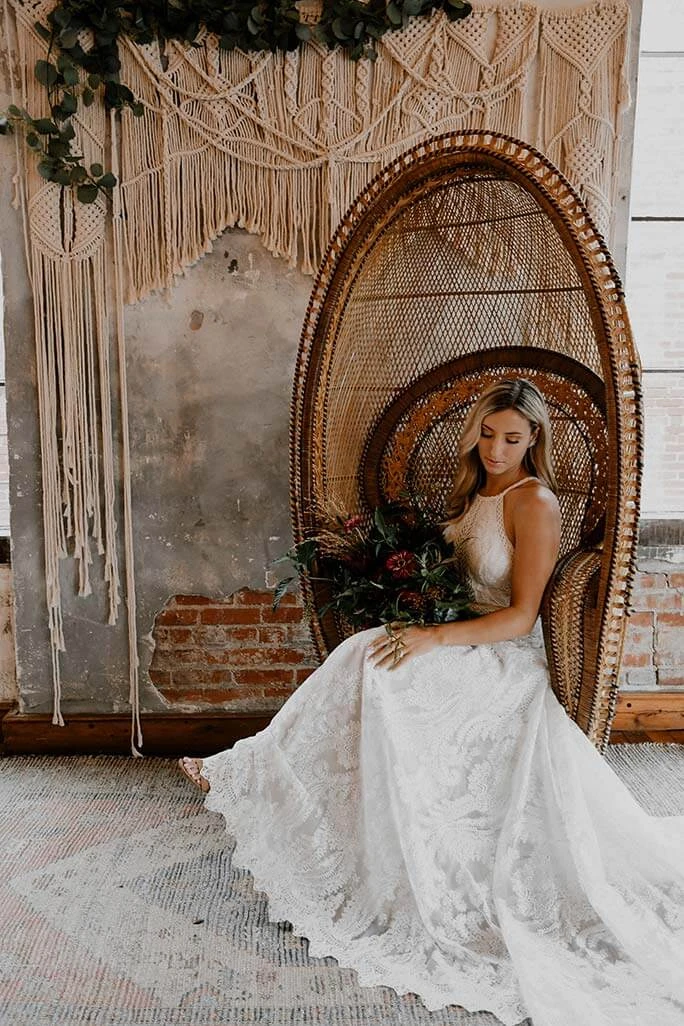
[446, 377, 556, 521]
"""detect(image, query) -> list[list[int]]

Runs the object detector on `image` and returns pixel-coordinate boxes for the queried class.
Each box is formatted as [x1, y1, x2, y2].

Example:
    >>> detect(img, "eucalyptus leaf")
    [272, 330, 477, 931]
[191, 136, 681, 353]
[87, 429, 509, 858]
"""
[8, 0, 471, 207]
[37, 160, 57, 180]
[386, 2, 403, 26]
[63, 64, 80, 86]
[98, 172, 117, 189]
[34, 118, 59, 135]
[76, 183, 99, 203]
[34, 21, 52, 42]
[90, 162, 104, 177]
[60, 93, 78, 115]
[35, 60, 60, 88]
[48, 139, 71, 158]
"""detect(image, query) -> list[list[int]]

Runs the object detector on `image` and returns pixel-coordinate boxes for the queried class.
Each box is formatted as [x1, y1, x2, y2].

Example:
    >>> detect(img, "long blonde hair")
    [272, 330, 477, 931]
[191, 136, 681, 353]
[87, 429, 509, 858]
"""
[446, 377, 556, 520]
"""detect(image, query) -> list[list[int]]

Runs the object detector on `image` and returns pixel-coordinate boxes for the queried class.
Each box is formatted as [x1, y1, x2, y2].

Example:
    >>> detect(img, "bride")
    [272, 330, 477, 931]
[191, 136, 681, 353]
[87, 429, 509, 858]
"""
[179, 377, 684, 1026]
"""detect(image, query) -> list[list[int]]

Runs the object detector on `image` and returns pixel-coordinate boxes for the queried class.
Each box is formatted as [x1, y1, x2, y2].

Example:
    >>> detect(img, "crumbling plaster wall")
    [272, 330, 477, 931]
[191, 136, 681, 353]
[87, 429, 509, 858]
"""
[0, 0, 642, 715]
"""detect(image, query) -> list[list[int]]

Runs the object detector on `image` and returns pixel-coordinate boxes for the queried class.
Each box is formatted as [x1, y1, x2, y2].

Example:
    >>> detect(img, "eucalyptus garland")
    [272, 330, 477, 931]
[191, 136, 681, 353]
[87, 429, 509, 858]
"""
[0, 0, 471, 204]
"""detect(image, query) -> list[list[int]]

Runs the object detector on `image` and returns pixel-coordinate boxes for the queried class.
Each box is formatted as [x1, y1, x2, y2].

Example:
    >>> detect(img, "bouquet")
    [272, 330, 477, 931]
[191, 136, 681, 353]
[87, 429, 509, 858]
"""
[273, 497, 474, 629]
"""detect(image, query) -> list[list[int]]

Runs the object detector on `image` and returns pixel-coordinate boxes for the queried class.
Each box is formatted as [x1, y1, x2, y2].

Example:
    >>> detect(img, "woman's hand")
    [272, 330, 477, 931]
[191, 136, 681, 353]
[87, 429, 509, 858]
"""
[367, 623, 441, 670]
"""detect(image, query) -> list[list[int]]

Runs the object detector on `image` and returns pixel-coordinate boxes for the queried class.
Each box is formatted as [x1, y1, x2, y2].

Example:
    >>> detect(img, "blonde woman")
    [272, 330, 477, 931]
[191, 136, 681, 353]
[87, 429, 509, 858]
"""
[180, 377, 684, 1026]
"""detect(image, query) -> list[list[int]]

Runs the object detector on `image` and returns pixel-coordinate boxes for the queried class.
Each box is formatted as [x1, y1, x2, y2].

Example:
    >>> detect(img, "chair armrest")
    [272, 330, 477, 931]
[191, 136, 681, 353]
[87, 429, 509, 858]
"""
[540, 547, 602, 719]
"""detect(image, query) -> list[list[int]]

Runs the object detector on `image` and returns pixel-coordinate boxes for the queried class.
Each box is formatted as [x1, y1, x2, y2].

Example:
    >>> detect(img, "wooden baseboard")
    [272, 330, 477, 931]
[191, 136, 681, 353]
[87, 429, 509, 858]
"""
[612, 691, 684, 733]
[0, 710, 275, 757]
[2, 691, 683, 756]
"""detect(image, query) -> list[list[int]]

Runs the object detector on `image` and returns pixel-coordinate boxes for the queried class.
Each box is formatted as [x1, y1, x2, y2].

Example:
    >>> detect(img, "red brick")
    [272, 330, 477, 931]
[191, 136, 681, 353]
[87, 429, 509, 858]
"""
[227, 626, 260, 643]
[175, 648, 204, 664]
[191, 625, 227, 646]
[166, 668, 212, 686]
[191, 625, 260, 645]
[160, 626, 193, 645]
[149, 670, 171, 686]
[263, 685, 296, 698]
[268, 606, 304, 623]
[624, 611, 653, 628]
[200, 607, 261, 625]
[295, 667, 316, 684]
[207, 647, 305, 667]
[170, 668, 233, 686]
[234, 589, 275, 606]
[149, 647, 172, 667]
[156, 608, 199, 626]
[631, 591, 682, 614]
[658, 673, 684, 687]
[657, 612, 684, 627]
[199, 687, 265, 702]
[232, 668, 294, 686]
[162, 687, 207, 703]
[621, 651, 653, 668]
[632, 574, 668, 591]
[257, 626, 288, 645]
[172, 594, 217, 606]
[668, 573, 684, 589]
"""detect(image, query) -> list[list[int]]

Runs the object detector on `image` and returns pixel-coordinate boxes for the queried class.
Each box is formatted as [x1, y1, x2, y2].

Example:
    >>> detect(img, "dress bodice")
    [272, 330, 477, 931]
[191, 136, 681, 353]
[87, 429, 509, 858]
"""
[442, 477, 537, 613]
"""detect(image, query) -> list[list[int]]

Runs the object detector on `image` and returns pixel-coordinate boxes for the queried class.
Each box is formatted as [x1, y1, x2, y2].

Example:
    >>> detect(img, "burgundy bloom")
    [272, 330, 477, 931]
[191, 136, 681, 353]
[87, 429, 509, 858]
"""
[385, 550, 418, 579]
[343, 514, 364, 532]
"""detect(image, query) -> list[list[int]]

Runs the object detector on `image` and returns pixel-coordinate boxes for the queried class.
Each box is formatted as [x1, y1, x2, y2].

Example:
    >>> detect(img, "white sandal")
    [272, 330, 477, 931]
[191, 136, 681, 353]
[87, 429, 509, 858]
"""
[178, 756, 210, 793]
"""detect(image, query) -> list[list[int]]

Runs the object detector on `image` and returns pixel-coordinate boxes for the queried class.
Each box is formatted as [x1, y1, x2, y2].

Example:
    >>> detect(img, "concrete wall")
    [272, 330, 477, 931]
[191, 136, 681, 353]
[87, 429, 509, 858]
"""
[1, 1, 647, 718]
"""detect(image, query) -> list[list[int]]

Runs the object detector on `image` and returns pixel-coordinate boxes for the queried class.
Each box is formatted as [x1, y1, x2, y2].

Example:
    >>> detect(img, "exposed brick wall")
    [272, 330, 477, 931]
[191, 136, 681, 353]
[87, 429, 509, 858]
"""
[149, 589, 318, 712]
[620, 565, 684, 690]
[148, 560, 683, 711]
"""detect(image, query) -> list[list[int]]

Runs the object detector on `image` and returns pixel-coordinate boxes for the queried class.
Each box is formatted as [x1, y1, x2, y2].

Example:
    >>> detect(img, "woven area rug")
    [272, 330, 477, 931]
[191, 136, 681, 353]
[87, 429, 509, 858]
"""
[2, 745, 683, 1026]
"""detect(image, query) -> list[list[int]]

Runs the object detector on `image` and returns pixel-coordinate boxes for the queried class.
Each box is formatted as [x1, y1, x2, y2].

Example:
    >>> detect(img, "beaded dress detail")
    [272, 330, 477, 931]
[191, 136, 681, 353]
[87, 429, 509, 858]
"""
[202, 479, 684, 1026]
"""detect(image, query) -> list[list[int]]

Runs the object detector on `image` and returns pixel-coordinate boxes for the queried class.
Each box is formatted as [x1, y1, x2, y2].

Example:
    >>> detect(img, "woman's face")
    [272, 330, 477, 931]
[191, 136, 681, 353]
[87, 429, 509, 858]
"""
[477, 407, 536, 477]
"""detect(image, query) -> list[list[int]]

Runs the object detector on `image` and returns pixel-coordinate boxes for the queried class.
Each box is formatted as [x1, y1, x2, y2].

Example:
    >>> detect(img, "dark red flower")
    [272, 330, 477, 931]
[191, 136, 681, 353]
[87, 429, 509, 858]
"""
[343, 514, 364, 532]
[385, 550, 418, 579]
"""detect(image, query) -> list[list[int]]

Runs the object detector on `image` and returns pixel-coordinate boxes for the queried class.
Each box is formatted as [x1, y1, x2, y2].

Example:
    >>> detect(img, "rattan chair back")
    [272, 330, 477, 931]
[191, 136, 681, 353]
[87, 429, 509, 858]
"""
[291, 132, 643, 751]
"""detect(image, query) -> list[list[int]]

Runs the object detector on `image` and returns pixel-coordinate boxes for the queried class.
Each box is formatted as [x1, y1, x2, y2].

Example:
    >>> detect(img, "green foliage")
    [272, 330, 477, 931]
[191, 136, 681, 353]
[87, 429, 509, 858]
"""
[273, 497, 475, 630]
[1, 0, 472, 203]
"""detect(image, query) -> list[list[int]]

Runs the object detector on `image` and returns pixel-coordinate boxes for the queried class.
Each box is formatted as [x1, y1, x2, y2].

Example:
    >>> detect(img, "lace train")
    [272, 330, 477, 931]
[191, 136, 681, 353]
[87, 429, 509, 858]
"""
[202, 627, 684, 1026]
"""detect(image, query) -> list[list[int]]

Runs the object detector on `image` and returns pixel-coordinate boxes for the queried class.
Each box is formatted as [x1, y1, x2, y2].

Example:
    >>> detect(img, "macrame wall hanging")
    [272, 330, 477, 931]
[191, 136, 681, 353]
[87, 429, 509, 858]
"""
[1, 0, 631, 745]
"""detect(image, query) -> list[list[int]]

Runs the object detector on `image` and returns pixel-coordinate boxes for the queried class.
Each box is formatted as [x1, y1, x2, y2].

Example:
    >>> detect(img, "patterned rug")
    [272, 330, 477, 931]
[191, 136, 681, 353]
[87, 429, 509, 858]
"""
[2, 746, 684, 1026]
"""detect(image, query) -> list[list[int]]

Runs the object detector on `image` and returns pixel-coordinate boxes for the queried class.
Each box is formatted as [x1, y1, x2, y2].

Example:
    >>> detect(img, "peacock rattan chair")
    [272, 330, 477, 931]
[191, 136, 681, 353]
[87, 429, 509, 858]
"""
[290, 131, 643, 753]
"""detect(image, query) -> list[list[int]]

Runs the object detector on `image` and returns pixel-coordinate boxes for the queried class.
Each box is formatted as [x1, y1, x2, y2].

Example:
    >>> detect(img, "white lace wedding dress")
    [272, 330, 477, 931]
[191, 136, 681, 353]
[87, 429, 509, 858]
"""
[202, 479, 684, 1026]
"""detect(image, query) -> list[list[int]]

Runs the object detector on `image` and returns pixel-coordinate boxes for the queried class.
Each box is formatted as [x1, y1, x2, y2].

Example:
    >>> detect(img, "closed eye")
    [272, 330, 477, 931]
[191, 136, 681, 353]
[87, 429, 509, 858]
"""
[481, 431, 522, 444]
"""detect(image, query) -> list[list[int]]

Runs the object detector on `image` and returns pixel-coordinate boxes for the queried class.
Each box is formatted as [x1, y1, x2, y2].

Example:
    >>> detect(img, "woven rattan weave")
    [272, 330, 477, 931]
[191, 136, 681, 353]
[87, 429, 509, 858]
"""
[291, 131, 642, 752]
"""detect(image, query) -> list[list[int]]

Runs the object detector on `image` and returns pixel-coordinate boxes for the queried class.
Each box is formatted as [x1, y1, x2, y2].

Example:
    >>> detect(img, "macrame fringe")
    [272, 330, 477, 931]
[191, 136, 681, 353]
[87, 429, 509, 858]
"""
[3, 0, 630, 746]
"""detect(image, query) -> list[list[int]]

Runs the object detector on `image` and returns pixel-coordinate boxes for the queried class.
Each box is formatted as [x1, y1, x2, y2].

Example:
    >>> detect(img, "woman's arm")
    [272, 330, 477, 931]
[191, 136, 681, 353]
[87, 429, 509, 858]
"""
[368, 487, 561, 668]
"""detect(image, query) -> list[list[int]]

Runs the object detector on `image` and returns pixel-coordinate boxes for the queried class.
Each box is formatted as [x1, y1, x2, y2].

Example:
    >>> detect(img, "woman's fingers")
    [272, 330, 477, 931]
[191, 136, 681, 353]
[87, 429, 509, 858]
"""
[367, 627, 408, 669]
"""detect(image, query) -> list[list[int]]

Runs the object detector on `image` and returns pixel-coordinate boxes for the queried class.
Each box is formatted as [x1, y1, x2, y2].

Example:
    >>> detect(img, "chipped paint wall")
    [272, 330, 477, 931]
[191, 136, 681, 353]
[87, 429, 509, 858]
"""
[2, 211, 312, 713]
[0, 1, 642, 716]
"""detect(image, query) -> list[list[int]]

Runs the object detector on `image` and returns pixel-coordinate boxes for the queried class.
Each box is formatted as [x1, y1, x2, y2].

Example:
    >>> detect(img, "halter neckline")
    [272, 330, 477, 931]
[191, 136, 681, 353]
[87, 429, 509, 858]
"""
[476, 476, 536, 500]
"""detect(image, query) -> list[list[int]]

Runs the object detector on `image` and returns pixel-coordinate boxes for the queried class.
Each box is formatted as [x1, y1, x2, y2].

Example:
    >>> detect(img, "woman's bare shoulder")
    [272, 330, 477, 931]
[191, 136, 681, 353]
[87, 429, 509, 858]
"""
[510, 480, 560, 519]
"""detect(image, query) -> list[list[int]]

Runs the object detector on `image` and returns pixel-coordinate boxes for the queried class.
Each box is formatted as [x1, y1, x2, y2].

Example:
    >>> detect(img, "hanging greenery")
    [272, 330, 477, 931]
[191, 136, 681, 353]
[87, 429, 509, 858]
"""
[0, 0, 472, 204]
